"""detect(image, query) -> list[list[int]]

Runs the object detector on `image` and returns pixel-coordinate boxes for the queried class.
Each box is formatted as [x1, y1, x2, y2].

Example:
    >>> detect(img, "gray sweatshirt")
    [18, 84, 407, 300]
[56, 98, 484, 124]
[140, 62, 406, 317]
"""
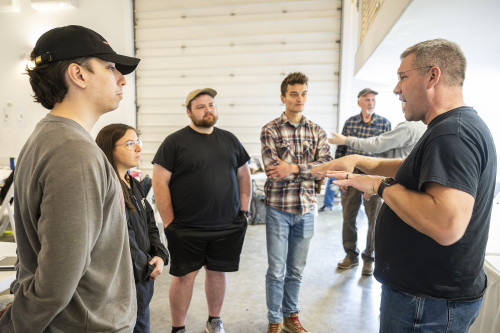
[345, 121, 427, 158]
[0, 114, 136, 332]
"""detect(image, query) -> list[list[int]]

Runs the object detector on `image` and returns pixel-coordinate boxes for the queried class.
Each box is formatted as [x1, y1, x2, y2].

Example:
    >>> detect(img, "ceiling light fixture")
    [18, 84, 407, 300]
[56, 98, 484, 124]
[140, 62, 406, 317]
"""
[31, 0, 78, 11]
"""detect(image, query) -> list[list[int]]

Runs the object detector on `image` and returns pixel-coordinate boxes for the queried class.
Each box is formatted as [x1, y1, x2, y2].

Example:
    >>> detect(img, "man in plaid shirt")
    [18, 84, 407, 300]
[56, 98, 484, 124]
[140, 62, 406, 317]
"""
[261, 72, 332, 333]
[335, 88, 391, 276]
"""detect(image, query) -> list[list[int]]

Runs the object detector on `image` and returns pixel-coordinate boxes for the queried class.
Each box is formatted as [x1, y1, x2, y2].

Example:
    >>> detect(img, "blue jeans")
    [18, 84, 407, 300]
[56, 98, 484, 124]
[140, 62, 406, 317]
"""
[322, 178, 335, 208]
[134, 305, 150, 333]
[380, 285, 483, 333]
[265, 206, 315, 324]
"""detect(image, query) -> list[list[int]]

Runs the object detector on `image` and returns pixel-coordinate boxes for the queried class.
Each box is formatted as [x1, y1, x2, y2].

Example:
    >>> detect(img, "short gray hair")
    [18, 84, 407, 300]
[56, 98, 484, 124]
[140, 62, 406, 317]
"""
[401, 39, 466, 87]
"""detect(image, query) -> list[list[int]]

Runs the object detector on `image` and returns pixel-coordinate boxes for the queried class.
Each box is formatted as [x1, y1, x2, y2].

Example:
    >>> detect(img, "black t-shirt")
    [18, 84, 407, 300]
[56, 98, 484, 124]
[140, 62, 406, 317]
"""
[152, 126, 250, 229]
[374, 107, 497, 300]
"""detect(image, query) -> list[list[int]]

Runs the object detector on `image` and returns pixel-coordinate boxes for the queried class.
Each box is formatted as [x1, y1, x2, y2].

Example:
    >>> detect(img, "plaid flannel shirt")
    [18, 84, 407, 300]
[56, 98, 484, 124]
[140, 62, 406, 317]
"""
[261, 112, 333, 215]
[335, 113, 391, 159]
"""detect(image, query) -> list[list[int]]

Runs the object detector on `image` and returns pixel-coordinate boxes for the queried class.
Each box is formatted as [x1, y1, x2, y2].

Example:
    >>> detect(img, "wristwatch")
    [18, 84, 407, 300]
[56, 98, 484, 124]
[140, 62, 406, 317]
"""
[234, 210, 249, 224]
[377, 177, 398, 198]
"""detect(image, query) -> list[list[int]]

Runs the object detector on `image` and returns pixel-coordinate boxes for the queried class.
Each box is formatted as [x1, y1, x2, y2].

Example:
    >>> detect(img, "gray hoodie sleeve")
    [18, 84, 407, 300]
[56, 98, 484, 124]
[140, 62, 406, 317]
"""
[10, 143, 103, 331]
[345, 121, 426, 157]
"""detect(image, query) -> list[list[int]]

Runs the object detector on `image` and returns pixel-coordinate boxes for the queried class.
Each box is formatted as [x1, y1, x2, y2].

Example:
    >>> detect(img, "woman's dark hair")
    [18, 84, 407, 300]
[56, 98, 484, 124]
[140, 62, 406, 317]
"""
[25, 51, 93, 109]
[96, 123, 137, 211]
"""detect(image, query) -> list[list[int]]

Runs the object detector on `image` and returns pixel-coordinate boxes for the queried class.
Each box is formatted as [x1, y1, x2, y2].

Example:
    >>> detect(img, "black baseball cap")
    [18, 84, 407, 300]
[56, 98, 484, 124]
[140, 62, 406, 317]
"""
[33, 25, 140, 75]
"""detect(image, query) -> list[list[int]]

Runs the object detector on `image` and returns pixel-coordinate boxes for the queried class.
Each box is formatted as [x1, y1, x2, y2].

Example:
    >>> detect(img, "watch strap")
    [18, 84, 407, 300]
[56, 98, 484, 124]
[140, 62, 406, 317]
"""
[378, 177, 397, 197]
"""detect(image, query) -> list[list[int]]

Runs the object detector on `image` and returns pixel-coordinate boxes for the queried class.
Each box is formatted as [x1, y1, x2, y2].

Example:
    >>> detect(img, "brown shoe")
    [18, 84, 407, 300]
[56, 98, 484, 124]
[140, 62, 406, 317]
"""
[337, 256, 359, 269]
[267, 323, 282, 333]
[362, 261, 373, 275]
[283, 313, 309, 333]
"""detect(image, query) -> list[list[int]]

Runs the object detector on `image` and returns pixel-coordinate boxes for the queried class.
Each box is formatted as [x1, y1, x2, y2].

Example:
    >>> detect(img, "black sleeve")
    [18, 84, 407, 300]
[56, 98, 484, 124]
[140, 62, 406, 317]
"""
[131, 177, 169, 265]
[419, 134, 479, 196]
[126, 209, 155, 283]
[145, 199, 169, 264]
[152, 135, 177, 172]
[229, 132, 250, 168]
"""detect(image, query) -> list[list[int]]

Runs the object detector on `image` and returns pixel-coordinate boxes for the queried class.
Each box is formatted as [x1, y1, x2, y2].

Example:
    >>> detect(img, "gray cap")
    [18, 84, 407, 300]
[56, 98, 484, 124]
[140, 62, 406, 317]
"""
[358, 88, 378, 98]
[185, 88, 217, 107]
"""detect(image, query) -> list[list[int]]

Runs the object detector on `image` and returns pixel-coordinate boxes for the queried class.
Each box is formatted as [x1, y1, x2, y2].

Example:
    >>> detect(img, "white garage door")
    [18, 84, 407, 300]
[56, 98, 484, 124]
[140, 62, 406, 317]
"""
[134, 0, 342, 176]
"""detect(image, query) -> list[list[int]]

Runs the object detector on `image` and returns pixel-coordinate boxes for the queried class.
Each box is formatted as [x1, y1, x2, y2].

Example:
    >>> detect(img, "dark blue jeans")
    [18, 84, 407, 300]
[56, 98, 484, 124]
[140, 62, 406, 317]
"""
[134, 305, 150, 333]
[380, 285, 482, 333]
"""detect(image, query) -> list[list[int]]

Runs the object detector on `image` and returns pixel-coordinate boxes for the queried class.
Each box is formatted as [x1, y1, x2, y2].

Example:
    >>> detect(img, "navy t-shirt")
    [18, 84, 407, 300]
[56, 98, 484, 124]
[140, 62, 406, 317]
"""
[152, 126, 250, 229]
[374, 107, 497, 300]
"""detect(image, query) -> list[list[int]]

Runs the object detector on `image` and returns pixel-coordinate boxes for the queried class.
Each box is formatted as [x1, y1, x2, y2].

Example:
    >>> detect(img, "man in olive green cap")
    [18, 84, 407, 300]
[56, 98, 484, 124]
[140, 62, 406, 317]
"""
[152, 88, 252, 333]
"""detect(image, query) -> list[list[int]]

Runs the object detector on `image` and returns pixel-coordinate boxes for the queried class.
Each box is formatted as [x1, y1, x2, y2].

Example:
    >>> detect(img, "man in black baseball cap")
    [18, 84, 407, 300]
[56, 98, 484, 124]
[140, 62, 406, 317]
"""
[0, 26, 139, 331]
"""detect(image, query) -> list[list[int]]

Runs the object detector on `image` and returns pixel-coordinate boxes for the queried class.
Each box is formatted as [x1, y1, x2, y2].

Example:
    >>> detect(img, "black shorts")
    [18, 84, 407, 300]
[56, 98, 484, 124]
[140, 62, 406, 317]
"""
[164, 222, 248, 277]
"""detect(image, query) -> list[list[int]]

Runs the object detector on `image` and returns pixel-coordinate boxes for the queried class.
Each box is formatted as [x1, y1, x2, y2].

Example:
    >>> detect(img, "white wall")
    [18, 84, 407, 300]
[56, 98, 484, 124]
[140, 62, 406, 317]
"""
[0, 0, 136, 167]
[338, 0, 411, 131]
[342, 0, 500, 138]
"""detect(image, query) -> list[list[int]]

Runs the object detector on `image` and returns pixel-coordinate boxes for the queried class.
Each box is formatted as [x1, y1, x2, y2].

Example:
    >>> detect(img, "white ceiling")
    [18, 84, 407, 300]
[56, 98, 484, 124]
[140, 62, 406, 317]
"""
[356, 0, 500, 90]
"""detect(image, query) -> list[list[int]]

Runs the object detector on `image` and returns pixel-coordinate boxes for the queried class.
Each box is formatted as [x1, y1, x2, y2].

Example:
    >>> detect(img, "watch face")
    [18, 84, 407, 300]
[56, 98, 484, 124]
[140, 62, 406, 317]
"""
[383, 178, 398, 186]
[378, 177, 398, 197]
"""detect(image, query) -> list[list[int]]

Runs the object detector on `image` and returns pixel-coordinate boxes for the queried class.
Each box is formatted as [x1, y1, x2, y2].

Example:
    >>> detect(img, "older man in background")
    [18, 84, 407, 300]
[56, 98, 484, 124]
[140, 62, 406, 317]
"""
[332, 88, 391, 276]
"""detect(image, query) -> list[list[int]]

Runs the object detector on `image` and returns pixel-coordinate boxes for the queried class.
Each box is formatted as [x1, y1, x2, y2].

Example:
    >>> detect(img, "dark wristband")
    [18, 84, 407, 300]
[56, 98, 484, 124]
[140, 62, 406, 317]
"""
[378, 177, 398, 197]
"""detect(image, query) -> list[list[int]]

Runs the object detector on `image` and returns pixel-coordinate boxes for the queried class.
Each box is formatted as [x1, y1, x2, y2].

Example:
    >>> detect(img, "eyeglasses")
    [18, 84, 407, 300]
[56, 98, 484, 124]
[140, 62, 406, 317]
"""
[397, 65, 433, 81]
[115, 140, 143, 150]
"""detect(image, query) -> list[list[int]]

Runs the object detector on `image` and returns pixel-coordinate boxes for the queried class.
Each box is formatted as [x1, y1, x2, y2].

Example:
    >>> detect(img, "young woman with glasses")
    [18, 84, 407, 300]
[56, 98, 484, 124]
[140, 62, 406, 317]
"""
[96, 123, 169, 333]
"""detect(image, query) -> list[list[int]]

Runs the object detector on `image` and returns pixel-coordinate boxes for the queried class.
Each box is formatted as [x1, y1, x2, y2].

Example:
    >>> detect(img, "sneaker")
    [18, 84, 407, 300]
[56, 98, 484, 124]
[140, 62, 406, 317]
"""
[283, 313, 309, 333]
[174, 329, 187, 333]
[206, 318, 225, 333]
[318, 205, 332, 212]
[337, 256, 359, 269]
[362, 261, 373, 275]
[267, 323, 282, 333]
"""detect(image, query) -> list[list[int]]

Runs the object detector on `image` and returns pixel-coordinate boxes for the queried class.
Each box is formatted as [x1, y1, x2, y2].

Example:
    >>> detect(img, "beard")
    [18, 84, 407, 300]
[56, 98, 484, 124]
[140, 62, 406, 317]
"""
[192, 113, 218, 128]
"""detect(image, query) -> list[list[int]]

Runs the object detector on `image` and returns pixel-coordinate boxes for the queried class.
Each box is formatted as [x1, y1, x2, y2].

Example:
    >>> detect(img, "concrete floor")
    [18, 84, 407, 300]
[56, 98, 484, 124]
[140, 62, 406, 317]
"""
[0, 199, 380, 332]
[150, 202, 381, 333]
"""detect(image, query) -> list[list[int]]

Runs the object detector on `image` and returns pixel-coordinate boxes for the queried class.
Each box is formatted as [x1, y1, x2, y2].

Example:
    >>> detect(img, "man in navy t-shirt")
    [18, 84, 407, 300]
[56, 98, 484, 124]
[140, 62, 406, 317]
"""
[313, 39, 496, 332]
